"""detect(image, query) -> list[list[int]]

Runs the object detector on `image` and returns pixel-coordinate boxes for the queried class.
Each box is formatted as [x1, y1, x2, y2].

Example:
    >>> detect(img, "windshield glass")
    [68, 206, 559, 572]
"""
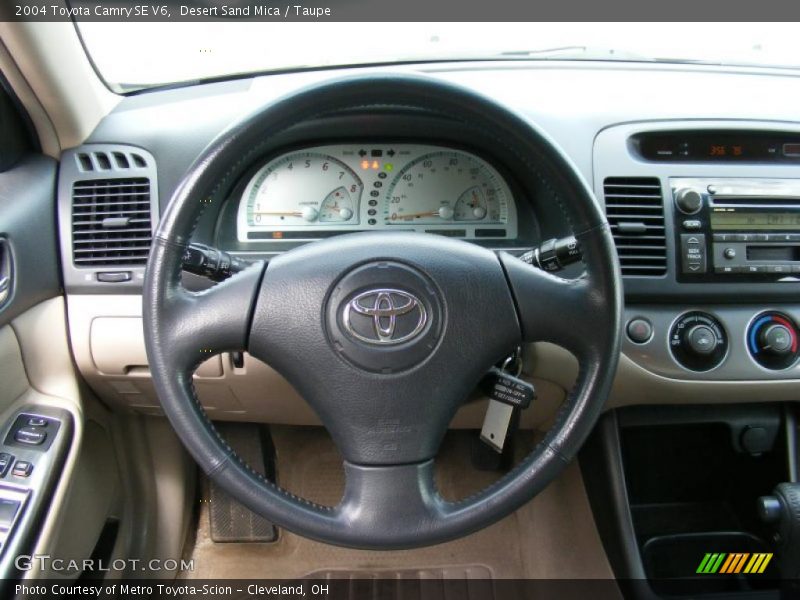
[77, 22, 800, 92]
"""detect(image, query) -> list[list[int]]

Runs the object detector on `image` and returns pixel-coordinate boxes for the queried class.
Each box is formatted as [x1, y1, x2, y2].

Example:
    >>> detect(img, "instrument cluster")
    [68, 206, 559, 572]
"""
[236, 144, 518, 242]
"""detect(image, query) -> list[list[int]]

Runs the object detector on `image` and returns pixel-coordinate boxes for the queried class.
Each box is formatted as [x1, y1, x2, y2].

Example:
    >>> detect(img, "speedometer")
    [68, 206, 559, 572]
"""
[239, 152, 363, 234]
[236, 144, 517, 242]
[384, 151, 510, 227]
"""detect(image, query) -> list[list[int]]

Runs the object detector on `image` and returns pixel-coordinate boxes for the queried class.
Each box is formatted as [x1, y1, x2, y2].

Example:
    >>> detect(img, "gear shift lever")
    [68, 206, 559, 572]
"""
[757, 482, 800, 580]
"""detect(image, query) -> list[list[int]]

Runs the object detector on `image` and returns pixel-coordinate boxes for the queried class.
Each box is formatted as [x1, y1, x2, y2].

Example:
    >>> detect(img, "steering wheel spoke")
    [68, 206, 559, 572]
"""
[500, 227, 620, 360]
[145, 238, 265, 373]
[335, 461, 442, 545]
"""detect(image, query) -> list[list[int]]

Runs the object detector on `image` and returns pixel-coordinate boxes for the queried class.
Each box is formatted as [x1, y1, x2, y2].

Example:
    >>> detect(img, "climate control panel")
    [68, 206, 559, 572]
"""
[623, 306, 800, 381]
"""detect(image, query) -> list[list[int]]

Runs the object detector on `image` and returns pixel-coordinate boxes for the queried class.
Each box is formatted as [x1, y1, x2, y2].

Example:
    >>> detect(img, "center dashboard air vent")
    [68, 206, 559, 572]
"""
[59, 145, 158, 291]
[603, 177, 667, 277]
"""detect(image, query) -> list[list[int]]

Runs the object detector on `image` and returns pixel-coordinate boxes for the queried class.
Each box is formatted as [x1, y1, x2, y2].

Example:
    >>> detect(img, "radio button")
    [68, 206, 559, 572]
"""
[773, 233, 795, 242]
[744, 265, 766, 274]
[715, 266, 738, 274]
[768, 265, 791, 274]
[682, 219, 702, 231]
[713, 233, 731, 242]
[792, 265, 800, 273]
[681, 234, 707, 274]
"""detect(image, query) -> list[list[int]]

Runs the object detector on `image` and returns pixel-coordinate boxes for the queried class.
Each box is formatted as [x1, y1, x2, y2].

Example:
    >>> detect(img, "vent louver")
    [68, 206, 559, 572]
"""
[71, 178, 153, 266]
[76, 150, 147, 172]
[603, 177, 667, 277]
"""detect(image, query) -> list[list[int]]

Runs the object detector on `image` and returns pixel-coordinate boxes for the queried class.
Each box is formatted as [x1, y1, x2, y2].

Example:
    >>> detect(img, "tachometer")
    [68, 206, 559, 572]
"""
[384, 151, 509, 226]
[241, 152, 363, 229]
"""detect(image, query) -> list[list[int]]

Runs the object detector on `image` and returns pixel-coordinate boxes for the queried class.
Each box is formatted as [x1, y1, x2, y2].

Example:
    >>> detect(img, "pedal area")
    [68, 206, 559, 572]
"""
[204, 422, 278, 543]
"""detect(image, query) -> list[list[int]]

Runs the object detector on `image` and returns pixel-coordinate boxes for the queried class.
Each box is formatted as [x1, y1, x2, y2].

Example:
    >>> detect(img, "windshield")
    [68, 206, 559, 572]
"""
[77, 22, 800, 93]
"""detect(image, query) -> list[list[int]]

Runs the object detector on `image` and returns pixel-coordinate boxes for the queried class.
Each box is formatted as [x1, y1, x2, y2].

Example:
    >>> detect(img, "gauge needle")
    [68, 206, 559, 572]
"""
[395, 211, 439, 219]
[253, 211, 303, 216]
[395, 207, 454, 220]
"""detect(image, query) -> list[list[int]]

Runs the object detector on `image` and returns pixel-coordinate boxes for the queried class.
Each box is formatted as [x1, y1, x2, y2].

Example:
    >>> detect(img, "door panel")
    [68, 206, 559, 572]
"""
[0, 153, 60, 326]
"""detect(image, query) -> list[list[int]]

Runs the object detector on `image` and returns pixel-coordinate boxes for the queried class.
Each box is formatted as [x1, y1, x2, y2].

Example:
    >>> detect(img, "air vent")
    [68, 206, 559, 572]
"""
[603, 177, 667, 276]
[75, 150, 147, 172]
[71, 178, 152, 266]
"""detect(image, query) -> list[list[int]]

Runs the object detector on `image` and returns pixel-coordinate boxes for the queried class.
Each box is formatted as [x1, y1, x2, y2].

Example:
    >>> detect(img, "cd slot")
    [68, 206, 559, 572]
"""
[746, 245, 800, 262]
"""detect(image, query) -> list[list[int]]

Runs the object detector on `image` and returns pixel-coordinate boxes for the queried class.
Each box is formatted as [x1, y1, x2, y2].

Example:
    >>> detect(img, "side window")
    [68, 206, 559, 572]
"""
[0, 77, 32, 172]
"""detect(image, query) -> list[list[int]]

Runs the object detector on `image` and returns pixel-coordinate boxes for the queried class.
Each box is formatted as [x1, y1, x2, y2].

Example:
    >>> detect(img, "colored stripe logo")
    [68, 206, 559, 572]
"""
[696, 553, 773, 574]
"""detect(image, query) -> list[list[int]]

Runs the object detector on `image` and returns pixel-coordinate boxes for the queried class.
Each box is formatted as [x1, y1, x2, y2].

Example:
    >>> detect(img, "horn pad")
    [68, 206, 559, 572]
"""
[325, 261, 444, 373]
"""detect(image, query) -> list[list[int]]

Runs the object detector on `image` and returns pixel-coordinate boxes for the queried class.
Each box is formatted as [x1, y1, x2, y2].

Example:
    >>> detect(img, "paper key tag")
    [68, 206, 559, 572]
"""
[480, 399, 515, 453]
[479, 368, 536, 453]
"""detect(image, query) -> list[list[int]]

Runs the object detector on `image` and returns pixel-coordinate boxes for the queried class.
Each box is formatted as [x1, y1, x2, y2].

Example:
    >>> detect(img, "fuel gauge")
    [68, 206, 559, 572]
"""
[454, 186, 488, 221]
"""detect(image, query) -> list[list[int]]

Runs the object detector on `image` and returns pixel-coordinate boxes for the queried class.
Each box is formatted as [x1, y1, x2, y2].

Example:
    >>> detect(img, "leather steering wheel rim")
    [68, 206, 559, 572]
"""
[143, 73, 622, 550]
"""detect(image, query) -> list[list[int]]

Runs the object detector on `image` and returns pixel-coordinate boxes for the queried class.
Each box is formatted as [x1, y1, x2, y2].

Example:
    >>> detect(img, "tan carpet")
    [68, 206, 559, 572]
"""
[183, 426, 616, 582]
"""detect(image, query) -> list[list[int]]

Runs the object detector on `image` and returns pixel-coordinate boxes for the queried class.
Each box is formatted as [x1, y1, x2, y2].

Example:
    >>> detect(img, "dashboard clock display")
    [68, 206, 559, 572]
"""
[237, 144, 517, 242]
[239, 152, 363, 232]
[384, 151, 510, 226]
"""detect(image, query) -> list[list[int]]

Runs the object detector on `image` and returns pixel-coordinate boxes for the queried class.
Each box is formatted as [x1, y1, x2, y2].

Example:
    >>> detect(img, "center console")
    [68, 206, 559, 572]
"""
[590, 121, 800, 598]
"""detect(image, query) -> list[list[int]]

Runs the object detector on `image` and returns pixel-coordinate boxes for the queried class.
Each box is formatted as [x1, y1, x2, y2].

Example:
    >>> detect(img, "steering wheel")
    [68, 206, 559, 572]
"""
[143, 74, 622, 549]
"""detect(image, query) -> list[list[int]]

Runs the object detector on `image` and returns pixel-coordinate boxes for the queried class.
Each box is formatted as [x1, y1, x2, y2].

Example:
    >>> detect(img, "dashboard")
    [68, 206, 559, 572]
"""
[236, 144, 517, 242]
[53, 61, 800, 422]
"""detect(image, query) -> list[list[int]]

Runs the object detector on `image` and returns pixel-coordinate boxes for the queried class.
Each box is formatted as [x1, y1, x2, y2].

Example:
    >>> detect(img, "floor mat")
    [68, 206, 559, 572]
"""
[183, 426, 615, 581]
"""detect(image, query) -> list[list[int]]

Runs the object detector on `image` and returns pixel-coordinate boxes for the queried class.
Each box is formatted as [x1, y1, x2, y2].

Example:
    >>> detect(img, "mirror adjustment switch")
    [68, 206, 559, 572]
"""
[5, 414, 60, 451]
[14, 426, 46, 446]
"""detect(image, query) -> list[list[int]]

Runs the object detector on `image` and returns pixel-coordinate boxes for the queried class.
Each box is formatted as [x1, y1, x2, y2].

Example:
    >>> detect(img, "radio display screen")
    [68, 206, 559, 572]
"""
[710, 211, 800, 230]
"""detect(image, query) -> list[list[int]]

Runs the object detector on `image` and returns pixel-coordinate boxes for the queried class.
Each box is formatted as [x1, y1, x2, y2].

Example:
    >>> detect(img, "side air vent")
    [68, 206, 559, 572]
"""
[603, 177, 667, 277]
[71, 178, 153, 266]
[76, 150, 148, 172]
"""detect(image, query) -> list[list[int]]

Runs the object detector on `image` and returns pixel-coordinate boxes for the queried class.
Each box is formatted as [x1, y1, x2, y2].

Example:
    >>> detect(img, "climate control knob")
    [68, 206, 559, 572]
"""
[670, 311, 727, 371]
[748, 312, 799, 370]
[675, 188, 703, 215]
[685, 324, 718, 355]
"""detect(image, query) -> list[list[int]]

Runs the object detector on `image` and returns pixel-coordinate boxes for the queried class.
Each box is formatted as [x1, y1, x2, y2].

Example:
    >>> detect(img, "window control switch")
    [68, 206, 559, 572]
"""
[0, 498, 20, 529]
[11, 461, 32, 478]
[0, 453, 13, 477]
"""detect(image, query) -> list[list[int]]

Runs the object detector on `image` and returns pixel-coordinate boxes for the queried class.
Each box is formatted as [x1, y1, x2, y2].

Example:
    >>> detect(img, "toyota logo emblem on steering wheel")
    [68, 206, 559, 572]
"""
[342, 288, 428, 345]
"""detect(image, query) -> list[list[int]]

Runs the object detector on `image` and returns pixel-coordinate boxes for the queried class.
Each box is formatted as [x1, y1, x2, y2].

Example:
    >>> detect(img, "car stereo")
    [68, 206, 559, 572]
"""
[673, 178, 800, 282]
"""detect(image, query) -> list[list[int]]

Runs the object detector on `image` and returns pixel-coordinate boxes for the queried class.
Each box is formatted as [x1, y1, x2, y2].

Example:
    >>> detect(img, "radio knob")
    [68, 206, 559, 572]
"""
[675, 188, 703, 214]
[759, 324, 794, 356]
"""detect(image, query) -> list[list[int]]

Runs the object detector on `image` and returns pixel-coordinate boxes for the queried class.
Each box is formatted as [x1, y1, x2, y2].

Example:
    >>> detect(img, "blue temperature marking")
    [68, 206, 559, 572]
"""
[749, 316, 773, 354]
